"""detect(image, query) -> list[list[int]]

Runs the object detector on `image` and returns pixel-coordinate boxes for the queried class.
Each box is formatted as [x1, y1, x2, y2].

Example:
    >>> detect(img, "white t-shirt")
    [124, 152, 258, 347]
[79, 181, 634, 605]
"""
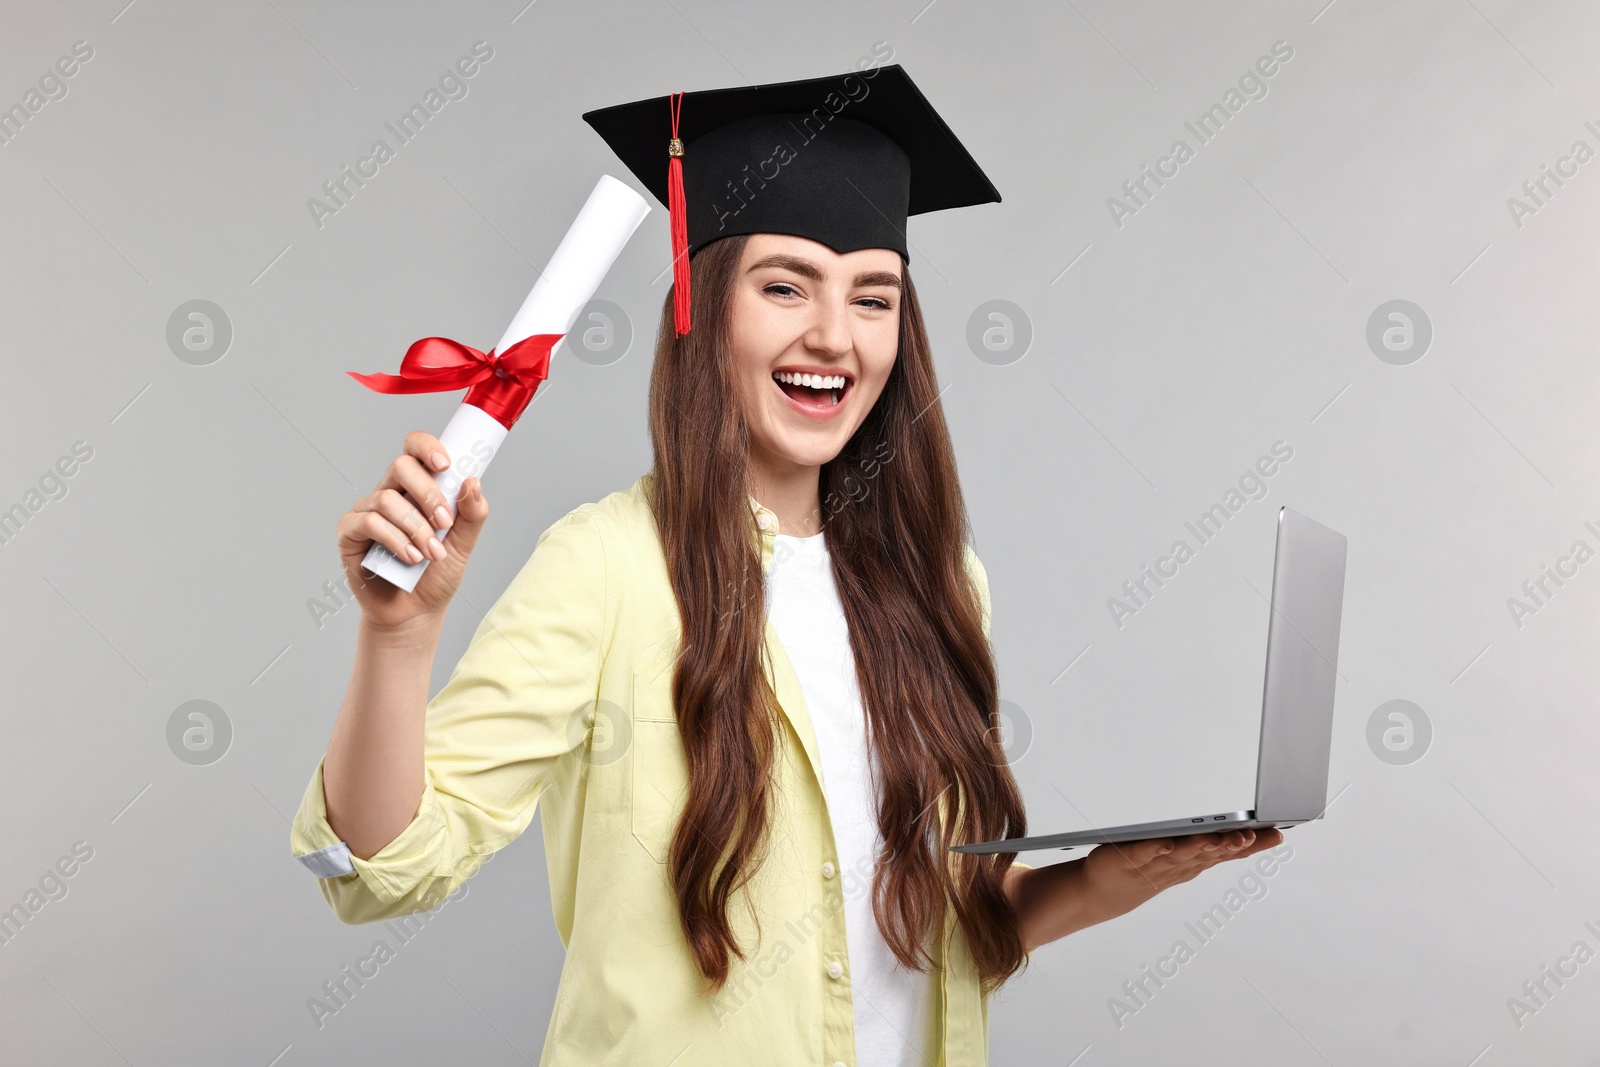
[765, 529, 935, 1067]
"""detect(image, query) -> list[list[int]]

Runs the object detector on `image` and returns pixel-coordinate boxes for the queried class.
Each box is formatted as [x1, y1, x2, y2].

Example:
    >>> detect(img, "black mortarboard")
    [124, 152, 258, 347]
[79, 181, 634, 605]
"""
[582, 65, 1000, 336]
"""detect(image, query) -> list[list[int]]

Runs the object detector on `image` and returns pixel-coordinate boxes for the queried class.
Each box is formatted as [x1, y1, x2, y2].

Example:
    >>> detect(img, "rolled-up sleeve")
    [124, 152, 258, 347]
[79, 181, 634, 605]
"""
[289, 505, 609, 924]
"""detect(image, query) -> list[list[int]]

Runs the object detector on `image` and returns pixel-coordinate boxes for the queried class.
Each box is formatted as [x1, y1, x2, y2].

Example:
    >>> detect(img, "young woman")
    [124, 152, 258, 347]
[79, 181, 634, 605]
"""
[292, 69, 1282, 1066]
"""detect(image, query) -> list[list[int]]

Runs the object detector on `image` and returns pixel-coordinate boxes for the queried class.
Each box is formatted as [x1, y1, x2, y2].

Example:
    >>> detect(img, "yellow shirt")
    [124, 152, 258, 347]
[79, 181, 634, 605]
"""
[289, 470, 1029, 1065]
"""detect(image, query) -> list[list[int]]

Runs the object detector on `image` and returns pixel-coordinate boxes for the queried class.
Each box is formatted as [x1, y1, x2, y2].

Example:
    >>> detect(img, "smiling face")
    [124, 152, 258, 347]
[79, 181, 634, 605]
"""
[729, 233, 903, 483]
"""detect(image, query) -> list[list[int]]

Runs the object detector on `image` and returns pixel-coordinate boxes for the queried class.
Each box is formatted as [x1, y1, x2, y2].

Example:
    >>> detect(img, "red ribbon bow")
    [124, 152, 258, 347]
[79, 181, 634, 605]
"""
[347, 332, 564, 431]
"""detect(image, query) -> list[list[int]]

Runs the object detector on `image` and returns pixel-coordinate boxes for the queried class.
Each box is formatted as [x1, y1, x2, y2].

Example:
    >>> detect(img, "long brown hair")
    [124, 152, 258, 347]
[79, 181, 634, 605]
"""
[644, 233, 1029, 997]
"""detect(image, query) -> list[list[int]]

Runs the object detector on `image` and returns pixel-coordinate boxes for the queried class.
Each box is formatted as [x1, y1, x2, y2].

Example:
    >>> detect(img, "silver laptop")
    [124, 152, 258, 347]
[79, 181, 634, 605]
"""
[952, 505, 1348, 855]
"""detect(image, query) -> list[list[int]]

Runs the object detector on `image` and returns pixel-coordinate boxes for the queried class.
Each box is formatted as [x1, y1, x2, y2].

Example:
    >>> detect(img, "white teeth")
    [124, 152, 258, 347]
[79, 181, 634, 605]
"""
[774, 370, 847, 391]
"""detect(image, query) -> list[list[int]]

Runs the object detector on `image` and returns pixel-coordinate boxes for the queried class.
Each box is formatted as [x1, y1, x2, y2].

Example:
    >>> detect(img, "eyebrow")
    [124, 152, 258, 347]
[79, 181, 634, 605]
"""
[852, 270, 903, 290]
[747, 253, 903, 290]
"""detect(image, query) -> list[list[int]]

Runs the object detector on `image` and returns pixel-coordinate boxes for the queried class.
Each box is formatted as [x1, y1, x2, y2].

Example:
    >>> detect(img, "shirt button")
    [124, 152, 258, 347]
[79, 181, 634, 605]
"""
[832, 1062, 848, 1067]
[757, 513, 774, 531]
[822, 861, 836, 879]
[826, 961, 844, 980]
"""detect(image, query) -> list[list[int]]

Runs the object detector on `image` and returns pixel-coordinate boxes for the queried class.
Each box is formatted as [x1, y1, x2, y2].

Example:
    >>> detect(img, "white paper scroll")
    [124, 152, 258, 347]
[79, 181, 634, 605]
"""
[360, 174, 650, 592]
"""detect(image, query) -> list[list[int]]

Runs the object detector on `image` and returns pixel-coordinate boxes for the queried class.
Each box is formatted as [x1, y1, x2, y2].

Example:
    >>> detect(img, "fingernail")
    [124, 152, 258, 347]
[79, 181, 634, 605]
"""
[434, 505, 452, 529]
[1203, 844, 1217, 851]
[427, 536, 446, 560]
[404, 543, 423, 563]
[432, 451, 449, 470]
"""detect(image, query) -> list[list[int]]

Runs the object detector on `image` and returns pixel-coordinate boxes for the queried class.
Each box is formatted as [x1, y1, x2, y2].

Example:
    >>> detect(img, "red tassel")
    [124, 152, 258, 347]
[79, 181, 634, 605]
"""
[668, 91, 691, 337]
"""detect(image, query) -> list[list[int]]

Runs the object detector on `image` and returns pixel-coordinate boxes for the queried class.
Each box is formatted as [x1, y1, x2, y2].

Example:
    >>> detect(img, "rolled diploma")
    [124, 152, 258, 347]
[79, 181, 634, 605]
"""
[360, 174, 650, 592]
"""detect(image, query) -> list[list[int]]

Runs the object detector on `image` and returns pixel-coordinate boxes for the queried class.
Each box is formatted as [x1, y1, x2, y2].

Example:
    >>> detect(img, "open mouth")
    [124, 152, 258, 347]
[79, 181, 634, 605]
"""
[772, 369, 851, 415]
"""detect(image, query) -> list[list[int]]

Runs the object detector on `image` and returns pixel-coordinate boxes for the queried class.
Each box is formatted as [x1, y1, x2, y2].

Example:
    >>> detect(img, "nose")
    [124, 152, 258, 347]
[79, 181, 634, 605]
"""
[801, 295, 853, 359]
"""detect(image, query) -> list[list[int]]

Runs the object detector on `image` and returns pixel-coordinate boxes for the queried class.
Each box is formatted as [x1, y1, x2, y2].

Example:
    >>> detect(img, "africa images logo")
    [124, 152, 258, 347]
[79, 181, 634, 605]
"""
[707, 40, 894, 234]
[1106, 441, 1294, 629]
[305, 41, 495, 229]
[1105, 39, 1295, 229]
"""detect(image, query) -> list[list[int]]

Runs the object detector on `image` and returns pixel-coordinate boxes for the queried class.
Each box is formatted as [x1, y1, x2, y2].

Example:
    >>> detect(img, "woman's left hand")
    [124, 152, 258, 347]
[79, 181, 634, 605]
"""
[1001, 827, 1290, 953]
[1079, 827, 1286, 921]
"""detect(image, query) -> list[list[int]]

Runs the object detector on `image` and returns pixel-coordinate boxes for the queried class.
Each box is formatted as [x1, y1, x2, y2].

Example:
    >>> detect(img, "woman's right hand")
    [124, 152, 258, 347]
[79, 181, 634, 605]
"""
[335, 430, 491, 633]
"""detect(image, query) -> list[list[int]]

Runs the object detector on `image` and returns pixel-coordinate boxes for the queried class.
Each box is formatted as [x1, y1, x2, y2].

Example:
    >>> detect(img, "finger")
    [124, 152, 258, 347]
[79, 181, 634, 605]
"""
[403, 430, 451, 476]
[339, 507, 425, 565]
[454, 476, 488, 526]
[387, 452, 457, 533]
[1116, 838, 1178, 867]
[1220, 829, 1256, 852]
[1198, 830, 1271, 865]
[369, 487, 446, 561]
[1197, 829, 1253, 854]
[1225, 829, 1283, 860]
[1167, 831, 1227, 861]
[439, 476, 489, 561]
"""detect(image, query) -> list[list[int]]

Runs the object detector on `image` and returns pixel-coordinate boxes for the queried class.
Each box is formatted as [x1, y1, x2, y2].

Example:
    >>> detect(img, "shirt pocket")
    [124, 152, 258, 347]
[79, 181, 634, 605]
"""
[630, 662, 688, 864]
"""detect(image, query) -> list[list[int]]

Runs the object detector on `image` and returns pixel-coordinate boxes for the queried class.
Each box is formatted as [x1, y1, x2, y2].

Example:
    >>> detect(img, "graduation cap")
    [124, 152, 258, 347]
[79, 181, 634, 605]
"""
[582, 64, 1001, 336]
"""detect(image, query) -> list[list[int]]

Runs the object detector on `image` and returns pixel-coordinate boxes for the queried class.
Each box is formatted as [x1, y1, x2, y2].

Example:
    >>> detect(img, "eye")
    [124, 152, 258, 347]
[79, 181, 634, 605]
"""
[855, 296, 894, 311]
[763, 282, 801, 298]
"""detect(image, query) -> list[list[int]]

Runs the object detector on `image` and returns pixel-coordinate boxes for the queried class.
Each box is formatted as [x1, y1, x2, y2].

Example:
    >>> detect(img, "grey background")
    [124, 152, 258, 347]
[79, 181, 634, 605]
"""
[1, 0, 1595, 1063]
